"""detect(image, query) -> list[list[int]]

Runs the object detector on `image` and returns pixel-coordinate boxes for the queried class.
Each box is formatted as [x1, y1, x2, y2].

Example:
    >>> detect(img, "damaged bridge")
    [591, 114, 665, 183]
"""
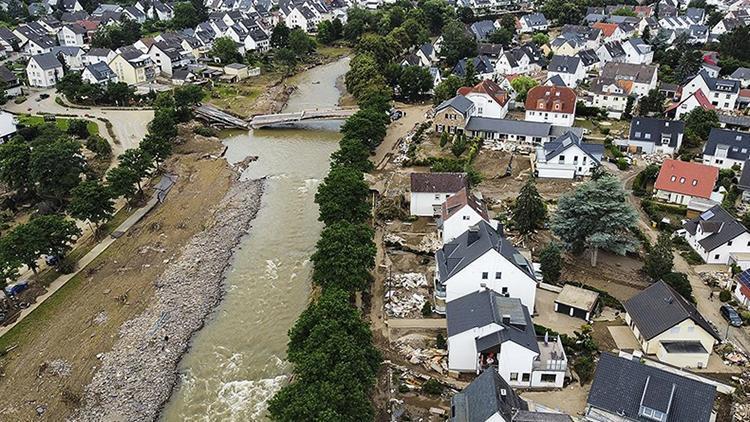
[249, 107, 358, 129]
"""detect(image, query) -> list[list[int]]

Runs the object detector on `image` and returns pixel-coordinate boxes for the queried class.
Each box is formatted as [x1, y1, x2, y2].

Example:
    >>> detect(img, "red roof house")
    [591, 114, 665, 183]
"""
[654, 159, 719, 204]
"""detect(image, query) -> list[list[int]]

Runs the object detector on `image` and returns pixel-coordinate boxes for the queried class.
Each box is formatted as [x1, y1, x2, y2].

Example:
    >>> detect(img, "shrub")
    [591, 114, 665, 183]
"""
[422, 379, 443, 395]
[436, 333, 446, 349]
[86, 135, 112, 157]
[680, 249, 704, 265]
[616, 158, 629, 170]
[56, 256, 76, 274]
[398, 384, 409, 394]
[662, 272, 694, 303]
[193, 125, 218, 137]
[574, 356, 596, 385]
[719, 289, 731, 302]
[14, 95, 27, 104]
[421, 301, 432, 316]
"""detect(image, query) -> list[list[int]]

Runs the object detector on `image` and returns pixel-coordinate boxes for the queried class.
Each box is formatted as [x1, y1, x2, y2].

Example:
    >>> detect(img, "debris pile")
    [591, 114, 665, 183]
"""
[698, 271, 733, 289]
[641, 153, 671, 165]
[42, 359, 72, 377]
[384, 233, 407, 248]
[396, 341, 449, 375]
[72, 178, 265, 422]
[483, 140, 535, 154]
[718, 343, 749, 366]
[416, 233, 441, 254]
[385, 273, 428, 318]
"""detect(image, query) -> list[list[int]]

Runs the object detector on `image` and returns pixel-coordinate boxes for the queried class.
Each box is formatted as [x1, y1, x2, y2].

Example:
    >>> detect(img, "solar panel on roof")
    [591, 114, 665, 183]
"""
[700, 210, 714, 220]
[738, 270, 750, 288]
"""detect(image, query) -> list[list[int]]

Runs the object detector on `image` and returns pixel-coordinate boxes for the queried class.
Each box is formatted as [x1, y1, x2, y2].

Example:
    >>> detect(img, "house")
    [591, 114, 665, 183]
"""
[23, 33, 56, 55]
[596, 40, 627, 65]
[58, 0, 84, 12]
[244, 25, 270, 52]
[439, 188, 496, 244]
[702, 128, 750, 170]
[0, 111, 18, 143]
[457, 79, 510, 119]
[108, 46, 156, 85]
[711, 17, 744, 36]
[615, 117, 685, 155]
[494, 44, 546, 76]
[576, 48, 601, 71]
[599, 62, 658, 97]
[435, 221, 537, 313]
[665, 89, 715, 119]
[51, 46, 84, 70]
[681, 205, 750, 264]
[729, 67, 750, 88]
[624, 280, 721, 368]
[57, 23, 87, 47]
[450, 367, 572, 422]
[586, 352, 717, 422]
[135, 0, 174, 20]
[654, 159, 719, 205]
[681, 71, 740, 112]
[123, 5, 147, 23]
[524, 85, 577, 127]
[82, 47, 115, 66]
[0, 65, 23, 97]
[453, 55, 495, 80]
[470, 20, 497, 41]
[554, 284, 599, 321]
[434, 95, 475, 134]
[410, 172, 469, 217]
[148, 41, 191, 76]
[593, 22, 626, 42]
[25, 53, 64, 88]
[446, 290, 566, 387]
[734, 269, 750, 306]
[0, 28, 21, 54]
[622, 37, 653, 64]
[517, 13, 548, 33]
[223, 62, 250, 80]
[81, 61, 118, 84]
[464, 117, 583, 146]
[416, 43, 438, 66]
[534, 131, 604, 179]
[546, 55, 586, 88]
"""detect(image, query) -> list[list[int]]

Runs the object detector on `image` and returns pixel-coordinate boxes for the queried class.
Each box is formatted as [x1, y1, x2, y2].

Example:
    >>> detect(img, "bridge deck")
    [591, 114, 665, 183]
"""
[194, 104, 250, 130]
[249, 107, 359, 128]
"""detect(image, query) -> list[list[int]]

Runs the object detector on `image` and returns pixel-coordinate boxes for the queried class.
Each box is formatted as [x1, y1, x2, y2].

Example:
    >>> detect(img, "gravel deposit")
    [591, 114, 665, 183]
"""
[71, 177, 265, 422]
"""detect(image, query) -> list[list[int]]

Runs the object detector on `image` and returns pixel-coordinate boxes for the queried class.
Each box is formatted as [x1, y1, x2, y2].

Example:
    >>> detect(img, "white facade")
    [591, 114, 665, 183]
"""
[625, 314, 717, 368]
[547, 64, 586, 88]
[25, 57, 63, 88]
[682, 74, 738, 111]
[535, 143, 599, 179]
[442, 206, 495, 243]
[411, 191, 454, 216]
[525, 109, 575, 127]
[57, 26, 85, 47]
[465, 92, 508, 119]
[702, 146, 746, 170]
[683, 228, 750, 264]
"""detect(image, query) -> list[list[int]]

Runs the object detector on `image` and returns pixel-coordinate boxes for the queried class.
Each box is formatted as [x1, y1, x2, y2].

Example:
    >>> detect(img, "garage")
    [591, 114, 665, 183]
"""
[554, 284, 600, 321]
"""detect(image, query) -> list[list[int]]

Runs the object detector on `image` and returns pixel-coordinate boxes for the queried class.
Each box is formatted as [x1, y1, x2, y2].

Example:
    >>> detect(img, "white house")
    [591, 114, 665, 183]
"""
[624, 280, 721, 368]
[82, 48, 116, 66]
[439, 188, 496, 243]
[654, 159, 719, 206]
[524, 85, 577, 127]
[435, 221, 537, 314]
[535, 131, 604, 179]
[148, 41, 191, 76]
[57, 23, 86, 47]
[457, 79, 510, 119]
[0, 110, 18, 143]
[410, 172, 469, 217]
[681, 205, 750, 264]
[546, 55, 586, 88]
[615, 117, 685, 155]
[446, 290, 566, 388]
[681, 71, 740, 112]
[621, 37, 653, 64]
[81, 61, 118, 84]
[25, 53, 63, 88]
[599, 62, 658, 98]
[51, 46, 84, 70]
[517, 13, 548, 33]
[702, 128, 750, 170]
[595, 41, 626, 65]
[665, 89, 715, 120]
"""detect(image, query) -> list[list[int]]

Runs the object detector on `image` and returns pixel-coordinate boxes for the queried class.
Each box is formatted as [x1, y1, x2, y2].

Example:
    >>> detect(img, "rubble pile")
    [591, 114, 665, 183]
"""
[416, 233, 441, 254]
[482, 140, 535, 154]
[395, 341, 449, 375]
[384, 233, 407, 248]
[73, 178, 265, 422]
[641, 153, 671, 165]
[718, 343, 750, 366]
[698, 271, 733, 289]
[385, 273, 428, 318]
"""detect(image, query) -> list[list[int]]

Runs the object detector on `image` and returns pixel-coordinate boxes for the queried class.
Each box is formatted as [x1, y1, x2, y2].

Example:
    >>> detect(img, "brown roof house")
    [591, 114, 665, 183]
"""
[439, 187, 497, 243]
[410, 172, 468, 217]
[524, 85, 577, 127]
[457, 79, 511, 119]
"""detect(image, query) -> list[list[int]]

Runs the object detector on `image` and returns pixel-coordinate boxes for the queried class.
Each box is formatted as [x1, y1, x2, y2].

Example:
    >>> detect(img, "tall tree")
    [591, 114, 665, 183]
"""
[29, 138, 85, 204]
[432, 74, 464, 105]
[345, 53, 386, 100]
[340, 108, 389, 150]
[510, 75, 538, 102]
[107, 165, 140, 202]
[1, 215, 81, 274]
[643, 232, 674, 280]
[551, 174, 639, 266]
[398, 66, 433, 101]
[69, 180, 115, 231]
[315, 165, 371, 225]
[331, 137, 373, 172]
[682, 107, 719, 147]
[311, 222, 376, 291]
[210, 36, 242, 64]
[0, 140, 32, 194]
[512, 178, 546, 235]
[271, 22, 291, 48]
[539, 242, 562, 283]
[637, 89, 666, 116]
[440, 19, 477, 66]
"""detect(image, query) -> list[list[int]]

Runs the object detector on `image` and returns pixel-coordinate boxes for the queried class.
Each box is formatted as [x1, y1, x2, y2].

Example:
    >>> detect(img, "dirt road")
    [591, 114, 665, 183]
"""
[372, 103, 432, 169]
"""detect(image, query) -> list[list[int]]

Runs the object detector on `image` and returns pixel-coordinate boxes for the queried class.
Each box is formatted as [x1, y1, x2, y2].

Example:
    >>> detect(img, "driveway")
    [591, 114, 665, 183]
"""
[534, 288, 588, 335]
[5, 89, 154, 155]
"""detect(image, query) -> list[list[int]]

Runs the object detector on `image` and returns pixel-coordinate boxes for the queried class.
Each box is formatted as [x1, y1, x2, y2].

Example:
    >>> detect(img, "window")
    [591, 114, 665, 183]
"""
[501, 287, 508, 295]
[495, 272, 502, 279]
[679, 177, 685, 184]
[521, 373, 530, 382]
[714, 254, 720, 260]
[644, 133, 651, 139]
[435, 194, 440, 200]
[692, 179, 697, 186]
[728, 240, 733, 246]
[463, 215, 470, 220]
[510, 372, 518, 381]
[540, 374, 557, 383]
[687, 326, 695, 333]
[482, 272, 488, 279]
[670, 175, 676, 182]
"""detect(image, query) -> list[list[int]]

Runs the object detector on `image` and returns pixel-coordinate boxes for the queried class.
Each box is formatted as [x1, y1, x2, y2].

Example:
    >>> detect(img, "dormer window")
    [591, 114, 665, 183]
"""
[692, 179, 698, 186]
[680, 177, 685, 183]
[670, 175, 676, 182]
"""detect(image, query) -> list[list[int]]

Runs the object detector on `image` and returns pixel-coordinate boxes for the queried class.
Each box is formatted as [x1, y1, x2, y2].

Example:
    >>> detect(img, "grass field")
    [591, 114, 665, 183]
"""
[17, 115, 99, 136]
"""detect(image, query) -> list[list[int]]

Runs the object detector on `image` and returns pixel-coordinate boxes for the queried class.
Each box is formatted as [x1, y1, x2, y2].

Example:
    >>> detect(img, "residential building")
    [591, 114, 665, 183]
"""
[435, 221, 537, 313]
[517, 13, 548, 33]
[410, 172, 469, 217]
[450, 367, 572, 421]
[615, 117, 685, 154]
[464, 117, 583, 145]
[596, 40, 627, 65]
[446, 290, 566, 387]
[82, 61, 118, 84]
[576, 48, 602, 71]
[82, 47, 115, 66]
[681, 205, 750, 264]
[525, 85, 577, 127]
[57, 23, 87, 47]
[599, 62, 658, 97]
[593, 22, 627, 42]
[554, 285, 599, 321]
[546, 55, 586, 88]
[654, 159, 718, 205]
[453, 55, 495, 80]
[109, 46, 156, 85]
[439, 187, 496, 243]
[586, 352, 717, 422]
[729, 67, 750, 88]
[25, 53, 63, 87]
[148, 41, 191, 76]
[702, 128, 750, 170]
[434, 95, 475, 134]
[0, 28, 21, 54]
[734, 269, 750, 306]
[457, 79, 510, 119]
[0, 110, 18, 143]
[622, 37, 654, 64]
[0, 65, 23, 97]
[665, 89, 715, 119]
[535, 131, 604, 179]
[495, 44, 546, 75]
[682, 71, 740, 111]
[470, 20, 497, 41]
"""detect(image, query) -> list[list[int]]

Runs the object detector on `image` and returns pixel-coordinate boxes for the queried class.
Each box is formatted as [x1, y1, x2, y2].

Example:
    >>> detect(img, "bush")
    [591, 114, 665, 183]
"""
[573, 356, 596, 385]
[680, 249, 704, 265]
[398, 384, 409, 394]
[616, 158, 629, 170]
[67, 119, 90, 139]
[662, 272, 694, 303]
[436, 333, 446, 349]
[86, 135, 112, 157]
[14, 95, 27, 104]
[56, 256, 76, 274]
[421, 301, 432, 316]
[719, 289, 731, 302]
[422, 379, 443, 395]
[193, 125, 218, 137]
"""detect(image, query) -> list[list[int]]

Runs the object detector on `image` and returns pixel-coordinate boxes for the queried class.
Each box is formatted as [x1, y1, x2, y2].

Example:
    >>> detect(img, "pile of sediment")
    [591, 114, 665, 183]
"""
[71, 177, 265, 422]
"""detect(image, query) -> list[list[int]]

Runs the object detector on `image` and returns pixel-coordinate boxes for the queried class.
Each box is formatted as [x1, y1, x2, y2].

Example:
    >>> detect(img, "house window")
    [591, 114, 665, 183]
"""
[495, 272, 502, 279]
[714, 254, 720, 260]
[463, 215, 470, 220]
[679, 177, 685, 183]
[728, 240, 733, 246]
[670, 175, 676, 182]
[482, 272, 488, 279]
[435, 194, 440, 200]
[510, 372, 518, 381]
[635, 131, 641, 138]
[540, 373, 557, 383]
[521, 373, 530, 382]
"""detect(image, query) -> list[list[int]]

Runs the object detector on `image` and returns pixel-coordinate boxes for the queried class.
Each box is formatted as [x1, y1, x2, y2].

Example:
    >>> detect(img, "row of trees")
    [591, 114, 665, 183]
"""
[57, 73, 141, 106]
[268, 35, 387, 421]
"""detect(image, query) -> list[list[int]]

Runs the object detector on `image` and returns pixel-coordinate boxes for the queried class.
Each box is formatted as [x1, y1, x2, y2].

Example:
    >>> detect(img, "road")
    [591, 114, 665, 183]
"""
[4, 89, 154, 155]
[617, 161, 750, 353]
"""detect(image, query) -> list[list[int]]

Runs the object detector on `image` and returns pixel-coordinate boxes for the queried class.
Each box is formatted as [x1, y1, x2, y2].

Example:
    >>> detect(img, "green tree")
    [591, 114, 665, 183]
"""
[440, 19, 477, 66]
[317, 20, 339, 44]
[637, 89, 666, 116]
[662, 272, 695, 302]
[510, 75, 538, 102]
[551, 174, 639, 266]
[420, 0, 455, 35]
[271, 22, 291, 48]
[487, 27, 513, 45]
[340, 108, 389, 150]
[356, 83, 392, 112]
[118, 148, 153, 193]
[432, 74, 464, 105]
[532, 32, 549, 46]
[311, 222, 376, 291]
[463, 59, 478, 87]
[0, 140, 32, 194]
[210, 36, 242, 64]
[173, 84, 203, 121]
[172, 2, 199, 29]
[289, 28, 316, 56]
[719, 26, 750, 62]
[539, 242, 562, 283]
[140, 134, 172, 168]
[398, 66, 433, 101]
[345, 53, 386, 100]
[1, 215, 81, 274]
[682, 107, 719, 147]
[355, 33, 395, 64]
[315, 165, 371, 225]
[512, 178, 546, 235]
[105, 82, 136, 106]
[67, 119, 90, 139]
[106, 165, 140, 202]
[149, 109, 178, 139]
[331, 137, 373, 172]
[612, 7, 636, 16]
[644, 231, 674, 280]
[29, 138, 85, 204]
[69, 180, 114, 230]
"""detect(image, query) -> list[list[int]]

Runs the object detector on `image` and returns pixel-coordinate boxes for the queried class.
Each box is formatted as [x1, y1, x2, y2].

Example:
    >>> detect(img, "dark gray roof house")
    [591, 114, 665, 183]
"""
[545, 74, 566, 86]
[453, 55, 494, 77]
[464, 117, 585, 140]
[624, 280, 720, 342]
[0, 65, 19, 86]
[730, 67, 750, 83]
[703, 127, 750, 162]
[436, 94, 474, 115]
[576, 49, 600, 67]
[470, 20, 497, 41]
[629, 117, 685, 149]
[84, 61, 116, 82]
[587, 352, 717, 422]
[695, 70, 740, 94]
[477, 43, 504, 58]
[446, 289, 538, 353]
[31, 52, 63, 70]
[683, 205, 749, 254]
[451, 367, 528, 422]
[542, 131, 604, 164]
[436, 220, 535, 284]
[411, 172, 468, 193]
[548, 55, 581, 75]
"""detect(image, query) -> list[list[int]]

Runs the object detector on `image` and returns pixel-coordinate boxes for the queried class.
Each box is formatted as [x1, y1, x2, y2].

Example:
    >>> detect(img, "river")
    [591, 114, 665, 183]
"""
[161, 57, 349, 421]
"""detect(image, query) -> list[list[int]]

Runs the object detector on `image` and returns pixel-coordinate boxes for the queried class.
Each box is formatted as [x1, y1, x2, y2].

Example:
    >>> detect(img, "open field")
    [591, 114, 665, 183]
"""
[16, 114, 99, 136]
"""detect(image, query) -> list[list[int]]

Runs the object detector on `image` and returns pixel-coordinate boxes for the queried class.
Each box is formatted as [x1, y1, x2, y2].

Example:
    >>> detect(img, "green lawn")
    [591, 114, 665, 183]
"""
[17, 115, 99, 136]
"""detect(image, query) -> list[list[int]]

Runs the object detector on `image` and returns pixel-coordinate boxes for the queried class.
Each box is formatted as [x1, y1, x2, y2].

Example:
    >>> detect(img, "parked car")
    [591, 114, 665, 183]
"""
[39, 93, 50, 99]
[721, 304, 743, 327]
[4, 280, 28, 297]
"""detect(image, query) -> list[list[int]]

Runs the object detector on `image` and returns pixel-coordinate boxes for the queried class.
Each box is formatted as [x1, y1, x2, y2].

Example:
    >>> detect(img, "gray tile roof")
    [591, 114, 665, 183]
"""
[600, 62, 657, 84]
[411, 172, 468, 193]
[629, 117, 684, 148]
[513, 411, 572, 422]
[696, 70, 739, 94]
[683, 205, 748, 253]
[465, 117, 552, 137]
[548, 55, 581, 74]
[543, 131, 604, 163]
[576, 49, 599, 66]
[719, 114, 750, 129]
[436, 220, 536, 285]
[730, 67, 750, 81]
[521, 12, 547, 27]
[446, 289, 539, 354]
[31, 53, 63, 70]
[587, 353, 717, 422]
[623, 280, 720, 341]
[84, 61, 116, 81]
[703, 128, 750, 161]
[436, 94, 474, 114]
[451, 367, 528, 422]
[470, 20, 496, 40]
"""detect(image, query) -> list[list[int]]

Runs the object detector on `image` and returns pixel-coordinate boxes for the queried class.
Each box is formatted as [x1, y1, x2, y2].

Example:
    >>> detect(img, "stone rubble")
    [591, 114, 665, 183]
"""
[385, 273, 429, 318]
[71, 178, 265, 422]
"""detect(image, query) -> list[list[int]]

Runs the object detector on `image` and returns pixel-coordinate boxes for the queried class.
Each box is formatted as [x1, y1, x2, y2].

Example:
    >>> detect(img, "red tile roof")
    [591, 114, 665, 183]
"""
[457, 79, 510, 107]
[665, 89, 715, 113]
[654, 159, 718, 199]
[525, 85, 577, 114]
[593, 22, 619, 37]
[440, 188, 489, 221]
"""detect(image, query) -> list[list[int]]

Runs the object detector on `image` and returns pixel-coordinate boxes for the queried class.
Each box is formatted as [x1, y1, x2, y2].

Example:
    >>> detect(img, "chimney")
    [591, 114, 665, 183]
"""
[502, 314, 511, 325]
[467, 225, 480, 245]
